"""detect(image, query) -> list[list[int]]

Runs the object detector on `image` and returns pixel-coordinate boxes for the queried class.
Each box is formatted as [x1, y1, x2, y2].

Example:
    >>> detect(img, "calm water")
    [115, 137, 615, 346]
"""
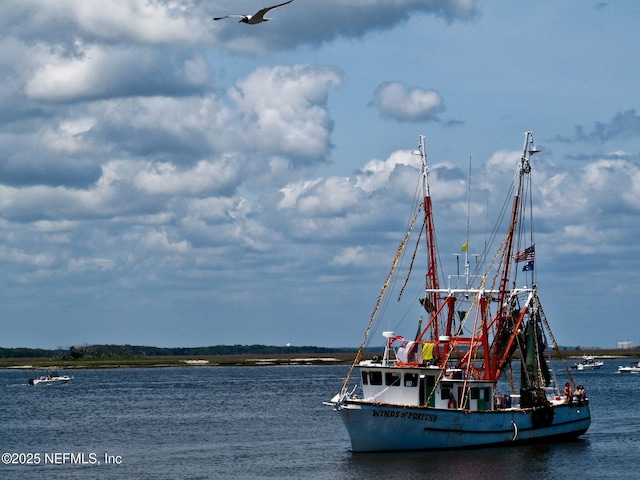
[0, 360, 637, 479]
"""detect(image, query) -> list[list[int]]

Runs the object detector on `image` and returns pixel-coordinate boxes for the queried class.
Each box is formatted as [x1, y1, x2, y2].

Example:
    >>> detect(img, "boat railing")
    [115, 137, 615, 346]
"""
[428, 285, 536, 297]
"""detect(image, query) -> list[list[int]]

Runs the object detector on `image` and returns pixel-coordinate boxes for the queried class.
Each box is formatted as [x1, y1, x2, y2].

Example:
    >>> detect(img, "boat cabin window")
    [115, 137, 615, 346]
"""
[404, 373, 418, 387]
[369, 371, 383, 385]
[385, 372, 401, 387]
[441, 387, 451, 400]
[361, 371, 368, 385]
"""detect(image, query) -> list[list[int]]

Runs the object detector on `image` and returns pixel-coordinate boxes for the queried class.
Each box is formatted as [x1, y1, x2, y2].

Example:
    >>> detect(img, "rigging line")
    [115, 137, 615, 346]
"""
[468, 225, 517, 378]
[469, 178, 516, 284]
[459, 292, 484, 407]
[425, 337, 459, 407]
[378, 176, 425, 334]
[362, 383, 394, 402]
[370, 153, 424, 331]
[528, 171, 535, 248]
[464, 156, 471, 268]
[531, 303, 546, 388]
[512, 175, 534, 286]
[455, 229, 508, 339]
[427, 234, 506, 405]
[340, 211, 419, 397]
[522, 172, 536, 284]
[392, 296, 422, 334]
[519, 304, 536, 389]
[377, 208, 422, 337]
[367, 212, 420, 347]
[537, 297, 576, 386]
[547, 346, 561, 396]
[508, 363, 515, 394]
[397, 217, 425, 301]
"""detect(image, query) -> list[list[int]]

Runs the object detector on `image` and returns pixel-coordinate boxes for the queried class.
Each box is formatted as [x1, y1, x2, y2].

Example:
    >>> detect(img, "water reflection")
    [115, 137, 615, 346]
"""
[340, 439, 591, 480]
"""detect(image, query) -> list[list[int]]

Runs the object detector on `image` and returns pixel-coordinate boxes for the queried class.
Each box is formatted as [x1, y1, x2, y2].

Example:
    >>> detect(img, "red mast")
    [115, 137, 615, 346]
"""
[419, 136, 441, 341]
[488, 131, 538, 379]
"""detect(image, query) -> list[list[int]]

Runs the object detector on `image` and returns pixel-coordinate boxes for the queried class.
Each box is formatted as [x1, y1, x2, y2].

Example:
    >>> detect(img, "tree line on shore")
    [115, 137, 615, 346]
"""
[2, 344, 636, 361]
[0, 344, 358, 360]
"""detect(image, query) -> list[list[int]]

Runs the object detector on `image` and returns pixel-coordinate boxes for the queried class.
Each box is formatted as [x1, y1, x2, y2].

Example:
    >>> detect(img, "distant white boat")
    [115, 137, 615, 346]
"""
[570, 356, 603, 370]
[618, 362, 640, 374]
[29, 371, 73, 385]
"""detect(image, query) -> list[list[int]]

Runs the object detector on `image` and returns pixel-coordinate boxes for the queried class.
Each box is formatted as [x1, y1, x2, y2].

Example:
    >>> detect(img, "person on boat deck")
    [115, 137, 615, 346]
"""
[573, 385, 586, 402]
[563, 382, 572, 402]
[448, 393, 457, 409]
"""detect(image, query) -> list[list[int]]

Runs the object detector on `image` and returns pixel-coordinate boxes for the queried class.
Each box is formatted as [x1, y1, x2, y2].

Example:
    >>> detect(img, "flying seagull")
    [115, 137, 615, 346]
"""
[213, 0, 293, 24]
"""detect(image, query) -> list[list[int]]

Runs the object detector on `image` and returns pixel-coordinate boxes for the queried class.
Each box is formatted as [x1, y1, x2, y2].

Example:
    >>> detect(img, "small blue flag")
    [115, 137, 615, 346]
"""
[523, 260, 534, 271]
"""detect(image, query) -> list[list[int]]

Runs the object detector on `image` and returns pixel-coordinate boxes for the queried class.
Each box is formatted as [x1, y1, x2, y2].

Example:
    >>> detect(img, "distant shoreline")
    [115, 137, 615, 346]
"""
[1, 348, 638, 370]
[0, 353, 356, 369]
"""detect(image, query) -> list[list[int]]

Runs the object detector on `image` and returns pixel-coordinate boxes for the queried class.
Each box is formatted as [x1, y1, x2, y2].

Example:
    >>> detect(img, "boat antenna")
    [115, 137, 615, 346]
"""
[464, 156, 471, 290]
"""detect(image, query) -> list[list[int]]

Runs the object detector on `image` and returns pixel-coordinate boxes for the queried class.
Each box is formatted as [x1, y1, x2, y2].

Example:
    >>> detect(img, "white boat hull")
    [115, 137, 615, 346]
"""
[572, 364, 602, 370]
[570, 357, 603, 370]
[29, 376, 72, 385]
[336, 401, 590, 452]
[618, 366, 640, 374]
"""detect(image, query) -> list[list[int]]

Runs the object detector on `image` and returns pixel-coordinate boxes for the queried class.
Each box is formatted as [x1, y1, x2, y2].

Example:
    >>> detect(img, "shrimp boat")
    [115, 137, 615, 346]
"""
[327, 132, 591, 452]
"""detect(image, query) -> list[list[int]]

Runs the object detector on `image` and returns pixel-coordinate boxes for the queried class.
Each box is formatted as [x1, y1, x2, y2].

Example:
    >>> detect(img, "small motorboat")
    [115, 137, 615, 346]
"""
[618, 362, 640, 374]
[29, 371, 73, 385]
[570, 356, 603, 370]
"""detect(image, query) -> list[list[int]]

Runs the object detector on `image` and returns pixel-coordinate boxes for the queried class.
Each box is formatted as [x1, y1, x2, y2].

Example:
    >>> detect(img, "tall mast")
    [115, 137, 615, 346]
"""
[488, 131, 538, 378]
[419, 136, 440, 337]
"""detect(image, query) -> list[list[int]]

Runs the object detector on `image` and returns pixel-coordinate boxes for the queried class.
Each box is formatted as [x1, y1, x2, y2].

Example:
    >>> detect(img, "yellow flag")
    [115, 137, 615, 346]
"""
[461, 242, 468, 252]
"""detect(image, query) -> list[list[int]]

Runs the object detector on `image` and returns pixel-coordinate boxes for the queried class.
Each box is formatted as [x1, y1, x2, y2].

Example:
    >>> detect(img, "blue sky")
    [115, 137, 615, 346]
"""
[0, 0, 638, 350]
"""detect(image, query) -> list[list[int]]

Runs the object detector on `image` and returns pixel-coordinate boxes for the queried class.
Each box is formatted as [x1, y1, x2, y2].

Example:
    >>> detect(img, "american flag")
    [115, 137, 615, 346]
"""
[512, 244, 535, 262]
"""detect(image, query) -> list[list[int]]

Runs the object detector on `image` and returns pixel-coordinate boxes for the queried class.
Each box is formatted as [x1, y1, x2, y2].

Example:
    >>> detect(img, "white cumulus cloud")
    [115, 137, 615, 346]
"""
[370, 82, 444, 122]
